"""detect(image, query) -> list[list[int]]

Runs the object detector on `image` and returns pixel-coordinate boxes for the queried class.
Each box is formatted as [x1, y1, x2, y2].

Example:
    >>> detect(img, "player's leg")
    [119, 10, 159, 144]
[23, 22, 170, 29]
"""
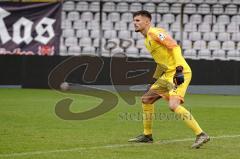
[169, 73, 210, 148]
[128, 90, 161, 143]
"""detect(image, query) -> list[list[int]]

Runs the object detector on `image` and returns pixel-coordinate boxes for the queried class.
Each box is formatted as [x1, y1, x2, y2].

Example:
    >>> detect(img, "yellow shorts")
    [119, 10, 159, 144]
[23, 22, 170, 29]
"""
[150, 72, 192, 103]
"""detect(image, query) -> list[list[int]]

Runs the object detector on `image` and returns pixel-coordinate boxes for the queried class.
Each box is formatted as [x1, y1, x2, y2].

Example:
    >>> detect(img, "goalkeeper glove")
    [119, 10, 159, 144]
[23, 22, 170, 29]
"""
[173, 66, 184, 85]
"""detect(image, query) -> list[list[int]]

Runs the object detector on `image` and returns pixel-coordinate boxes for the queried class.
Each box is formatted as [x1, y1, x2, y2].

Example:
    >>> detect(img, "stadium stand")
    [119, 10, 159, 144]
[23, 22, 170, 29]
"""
[61, 0, 240, 61]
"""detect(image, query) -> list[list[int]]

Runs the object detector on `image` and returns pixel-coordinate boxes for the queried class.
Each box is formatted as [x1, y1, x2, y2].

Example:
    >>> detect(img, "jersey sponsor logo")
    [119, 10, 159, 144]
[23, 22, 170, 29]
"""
[158, 33, 165, 41]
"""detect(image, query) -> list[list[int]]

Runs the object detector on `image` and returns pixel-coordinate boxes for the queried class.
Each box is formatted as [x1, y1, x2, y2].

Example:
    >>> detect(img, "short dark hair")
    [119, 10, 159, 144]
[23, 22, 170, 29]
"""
[133, 10, 152, 21]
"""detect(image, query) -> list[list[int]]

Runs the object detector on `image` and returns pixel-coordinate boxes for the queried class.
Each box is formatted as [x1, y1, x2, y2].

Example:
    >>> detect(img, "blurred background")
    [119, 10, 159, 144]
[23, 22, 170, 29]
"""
[0, 0, 240, 94]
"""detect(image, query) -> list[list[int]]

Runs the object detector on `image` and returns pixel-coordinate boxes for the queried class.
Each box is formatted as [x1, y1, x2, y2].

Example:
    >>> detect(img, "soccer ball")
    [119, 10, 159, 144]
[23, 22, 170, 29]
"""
[60, 82, 69, 91]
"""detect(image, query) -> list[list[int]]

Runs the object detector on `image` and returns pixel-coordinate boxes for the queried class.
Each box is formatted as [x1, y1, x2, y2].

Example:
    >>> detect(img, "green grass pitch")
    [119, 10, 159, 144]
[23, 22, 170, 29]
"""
[0, 88, 240, 159]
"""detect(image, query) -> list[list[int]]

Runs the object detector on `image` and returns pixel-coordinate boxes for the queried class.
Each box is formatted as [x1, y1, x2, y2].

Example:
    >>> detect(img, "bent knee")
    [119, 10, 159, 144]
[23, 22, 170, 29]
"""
[141, 95, 161, 104]
[168, 97, 181, 111]
[168, 103, 179, 111]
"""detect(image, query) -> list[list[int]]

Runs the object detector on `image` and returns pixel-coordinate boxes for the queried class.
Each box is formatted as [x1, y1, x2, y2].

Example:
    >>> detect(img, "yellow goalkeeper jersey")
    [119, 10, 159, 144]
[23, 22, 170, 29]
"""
[144, 27, 191, 79]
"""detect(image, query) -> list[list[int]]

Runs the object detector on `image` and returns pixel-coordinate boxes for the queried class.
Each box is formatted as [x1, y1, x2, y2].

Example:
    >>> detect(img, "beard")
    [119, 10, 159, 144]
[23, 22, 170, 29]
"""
[135, 29, 140, 32]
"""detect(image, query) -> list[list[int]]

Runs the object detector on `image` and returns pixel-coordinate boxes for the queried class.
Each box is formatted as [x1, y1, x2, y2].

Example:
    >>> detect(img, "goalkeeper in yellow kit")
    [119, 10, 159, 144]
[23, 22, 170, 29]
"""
[128, 10, 210, 149]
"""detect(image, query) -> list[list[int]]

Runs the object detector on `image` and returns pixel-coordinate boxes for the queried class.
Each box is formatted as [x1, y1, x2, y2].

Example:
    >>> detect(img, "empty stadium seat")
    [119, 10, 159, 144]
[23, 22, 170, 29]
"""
[227, 23, 239, 33]
[60, 45, 67, 55]
[193, 40, 207, 50]
[204, 0, 217, 4]
[208, 40, 221, 50]
[191, 0, 204, 4]
[132, 31, 143, 40]
[103, 2, 115, 12]
[225, 4, 238, 15]
[93, 38, 106, 48]
[162, 14, 175, 24]
[184, 4, 196, 14]
[68, 46, 81, 55]
[227, 50, 239, 60]
[157, 3, 169, 14]
[203, 32, 216, 41]
[104, 30, 117, 39]
[184, 49, 197, 59]
[62, 29, 75, 38]
[182, 40, 192, 49]
[82, 46, 96, 54]
[116, 2, 128, 13]
[212, 4, 223, 15]
[218, 0, 231, 5]
[203, 15, 216, 24]
[67, 11, 80, 21]
[81, 12, 94, 22]
[90, 30, 100, 38]
[102, 21, 113, 30]
[170, 3, 181, 14]
[94, 12, 107, 21]
[189, 14, 202, 24]
[198, 49, 211, 60]
[61, 20, 72, 29]
[143, 3, 155, 13]
[136, 39, 145, 49]
[157, 22, 169, 31]
[198, 4, 210, 14]
[87, 21, 99, 30]
[63, 1, 74, 11]
[184, 23, 197, 32]
[79, 37, 92, 47]
[231, 15, 240, 24]
[212, 50, 226, 60]
[232, 0, 240, 4]
[65, 37, 78, 47]
[121, 12, 133, 22]
[189, 32, 201, 41]
[174, 32, 188, 41]
[73, 20, 86, 29]
[106, 38, 120, 49]
[198, 23, 211, 32]
[121, 39, 134, 49]
[126, 46, 139, 57]
[115, 21, 128, 30]
[111, 47, 124, 55]
[218, 32, 230, 42]
[212, 23, 226, 33]
[130, 3, 142, 12]
[76, 29, 89, 38]
[176, 14, 188, 24]
[108, 12, 120, 22]
[151, 13, 161, 24]
[163, 0, 178, 3]
[76, 1, 88, 11]
[170, 22, 181, 32]
[217, 15, 230, 24]
[118, 30, 131, 39]
[178, 0, 191, 3]
[128, 23, 135, 31]
[222, 41, 235, 50]
[89, 2, 100, 12]
[231, 32, 240, 42]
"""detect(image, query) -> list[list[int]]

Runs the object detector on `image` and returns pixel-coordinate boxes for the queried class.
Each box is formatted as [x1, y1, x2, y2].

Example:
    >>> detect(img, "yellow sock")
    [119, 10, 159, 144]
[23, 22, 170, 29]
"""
[174, 105, 203, 135]
[142, 103, 154, 135]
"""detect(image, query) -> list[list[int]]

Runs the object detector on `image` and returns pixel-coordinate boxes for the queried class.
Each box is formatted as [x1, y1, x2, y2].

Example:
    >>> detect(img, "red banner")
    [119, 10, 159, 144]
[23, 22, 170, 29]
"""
[0, 2, 62, 55]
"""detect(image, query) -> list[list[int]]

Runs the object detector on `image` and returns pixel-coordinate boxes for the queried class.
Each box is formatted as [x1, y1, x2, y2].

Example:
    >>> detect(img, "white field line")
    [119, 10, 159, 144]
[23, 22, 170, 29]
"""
[1, 134, 240, 158]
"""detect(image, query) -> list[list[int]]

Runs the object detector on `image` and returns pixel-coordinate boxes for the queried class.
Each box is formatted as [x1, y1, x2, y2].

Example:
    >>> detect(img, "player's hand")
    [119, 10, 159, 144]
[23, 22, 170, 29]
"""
[173, 66, 184, 85]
